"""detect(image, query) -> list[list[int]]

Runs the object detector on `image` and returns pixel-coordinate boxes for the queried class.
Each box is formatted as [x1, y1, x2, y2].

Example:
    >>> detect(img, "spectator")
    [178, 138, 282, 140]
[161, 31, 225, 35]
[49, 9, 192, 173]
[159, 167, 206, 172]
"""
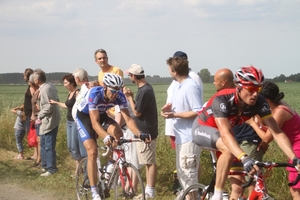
[165, 51, 203, 149]
[32, 69, 61, 177]
[161, 57, 203, 200]
[23, 68, 38, 160]
[124, 64, 158, 199]
[29, 74, 41, 167]
[11, 104, 26, 159]
[49, 73, 83, 177]
[260, 81, 300, 200]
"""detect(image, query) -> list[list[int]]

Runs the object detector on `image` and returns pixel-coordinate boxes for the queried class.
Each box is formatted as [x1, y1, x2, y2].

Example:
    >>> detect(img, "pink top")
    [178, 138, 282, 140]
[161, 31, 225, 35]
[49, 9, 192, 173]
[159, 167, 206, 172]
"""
[279, 106, 300, 151]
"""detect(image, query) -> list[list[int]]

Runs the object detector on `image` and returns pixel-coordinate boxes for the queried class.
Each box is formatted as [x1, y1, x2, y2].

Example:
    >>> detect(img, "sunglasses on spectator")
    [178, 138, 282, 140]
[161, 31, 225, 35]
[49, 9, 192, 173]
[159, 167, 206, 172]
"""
[108, 87, 119, 94]
[242, 85, 262, 93]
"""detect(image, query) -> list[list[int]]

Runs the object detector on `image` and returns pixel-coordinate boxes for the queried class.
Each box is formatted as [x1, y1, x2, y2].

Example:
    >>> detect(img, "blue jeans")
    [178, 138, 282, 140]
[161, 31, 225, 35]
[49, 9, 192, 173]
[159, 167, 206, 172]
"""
[66, 120, 87, 160]
[15, 129, 25, 152]
[40, 126, 58, 173]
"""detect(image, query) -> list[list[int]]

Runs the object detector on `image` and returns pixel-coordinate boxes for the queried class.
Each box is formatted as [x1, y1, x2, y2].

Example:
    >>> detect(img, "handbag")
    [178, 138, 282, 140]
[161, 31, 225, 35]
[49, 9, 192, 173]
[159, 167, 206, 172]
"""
[28, 121, 38, 147]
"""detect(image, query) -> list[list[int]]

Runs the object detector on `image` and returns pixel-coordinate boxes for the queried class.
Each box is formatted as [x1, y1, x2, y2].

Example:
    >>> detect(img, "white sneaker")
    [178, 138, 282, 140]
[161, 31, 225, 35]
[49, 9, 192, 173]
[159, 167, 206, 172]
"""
[92, 194, 101, 200]
[40, 171, 53, 177]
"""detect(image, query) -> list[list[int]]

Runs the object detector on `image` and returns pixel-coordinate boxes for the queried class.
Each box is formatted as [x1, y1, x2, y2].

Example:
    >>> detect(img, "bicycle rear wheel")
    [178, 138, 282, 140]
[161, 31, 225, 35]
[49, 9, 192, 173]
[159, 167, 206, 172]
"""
[76, 158, 92, 200]
[111, 162, 145, 200]
[180, 183, 210, 200]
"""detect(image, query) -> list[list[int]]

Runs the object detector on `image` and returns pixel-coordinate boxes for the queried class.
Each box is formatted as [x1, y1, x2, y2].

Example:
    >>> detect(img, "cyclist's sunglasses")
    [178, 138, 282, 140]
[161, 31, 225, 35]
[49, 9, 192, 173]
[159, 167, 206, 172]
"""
[242, 85, 262, 93]
[108, 87, 119, 94]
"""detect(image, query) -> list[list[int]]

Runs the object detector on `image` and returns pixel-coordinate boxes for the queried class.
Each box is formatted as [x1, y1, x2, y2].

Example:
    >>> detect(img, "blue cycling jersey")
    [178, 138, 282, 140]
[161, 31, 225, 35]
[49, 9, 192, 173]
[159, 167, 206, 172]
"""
[77, 86, 128, 114]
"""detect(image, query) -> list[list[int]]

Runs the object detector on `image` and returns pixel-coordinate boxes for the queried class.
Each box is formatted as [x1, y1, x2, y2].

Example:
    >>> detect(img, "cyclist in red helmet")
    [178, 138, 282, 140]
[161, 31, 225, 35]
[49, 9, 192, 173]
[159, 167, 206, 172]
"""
[192, 66, 300, 200]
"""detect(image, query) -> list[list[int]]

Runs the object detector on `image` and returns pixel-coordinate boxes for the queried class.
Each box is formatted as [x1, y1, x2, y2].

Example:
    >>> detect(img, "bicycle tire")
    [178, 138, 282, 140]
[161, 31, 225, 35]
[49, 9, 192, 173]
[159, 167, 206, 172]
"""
[76, 158, 93, 200]
[111, 162, 145, 200]
[180, 183, 210, 200]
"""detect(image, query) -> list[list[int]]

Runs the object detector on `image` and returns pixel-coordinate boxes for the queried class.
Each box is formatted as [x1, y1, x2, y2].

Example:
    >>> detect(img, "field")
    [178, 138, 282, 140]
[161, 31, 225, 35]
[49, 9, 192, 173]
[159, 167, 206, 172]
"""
[0, 82, 300, 199]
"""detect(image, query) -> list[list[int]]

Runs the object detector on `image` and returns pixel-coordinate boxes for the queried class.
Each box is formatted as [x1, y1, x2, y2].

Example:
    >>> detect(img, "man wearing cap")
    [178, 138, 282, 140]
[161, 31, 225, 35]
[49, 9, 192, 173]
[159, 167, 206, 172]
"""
[165, 51, 203, 149]
[124, 64, 158, 199]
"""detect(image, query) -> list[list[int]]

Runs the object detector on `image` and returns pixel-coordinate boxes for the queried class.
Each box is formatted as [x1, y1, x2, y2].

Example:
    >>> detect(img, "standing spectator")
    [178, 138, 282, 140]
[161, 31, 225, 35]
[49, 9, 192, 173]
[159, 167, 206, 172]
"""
[161, 57, 203, 200]
[23, 68, 38, 160]
[124, 64, 158, 199]
[260, 81, 300, 200]
[49, 74, 83, 176]
[11, 104, 26, 159]
[32, 69, 61, 177]
[94, 48, 124, 120]
[94, 49, 123, 86]
[165, 51, 203, 149]
[29, 74, 41, 167]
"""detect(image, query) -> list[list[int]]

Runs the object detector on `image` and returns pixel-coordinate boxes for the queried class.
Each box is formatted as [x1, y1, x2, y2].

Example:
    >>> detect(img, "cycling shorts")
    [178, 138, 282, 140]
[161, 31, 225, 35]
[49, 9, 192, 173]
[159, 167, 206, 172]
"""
[76, 110, 116, 142]
[192, 119, 220, 151]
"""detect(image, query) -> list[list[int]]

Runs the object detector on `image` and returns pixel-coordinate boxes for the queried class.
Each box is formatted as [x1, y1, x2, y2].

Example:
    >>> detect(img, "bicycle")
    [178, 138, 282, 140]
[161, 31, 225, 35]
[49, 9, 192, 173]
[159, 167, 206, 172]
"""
[180, 151, 300, 200]
[76, 137, 148, 200]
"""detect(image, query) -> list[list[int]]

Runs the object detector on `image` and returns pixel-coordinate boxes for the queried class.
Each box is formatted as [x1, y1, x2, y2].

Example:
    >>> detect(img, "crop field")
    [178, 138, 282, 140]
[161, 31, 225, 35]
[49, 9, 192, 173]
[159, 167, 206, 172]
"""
[0, 82, 300, 199]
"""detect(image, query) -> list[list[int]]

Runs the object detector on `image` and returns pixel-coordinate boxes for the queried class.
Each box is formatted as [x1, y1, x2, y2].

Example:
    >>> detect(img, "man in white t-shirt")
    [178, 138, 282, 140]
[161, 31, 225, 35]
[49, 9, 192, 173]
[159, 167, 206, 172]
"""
[165, 51, 204, 148]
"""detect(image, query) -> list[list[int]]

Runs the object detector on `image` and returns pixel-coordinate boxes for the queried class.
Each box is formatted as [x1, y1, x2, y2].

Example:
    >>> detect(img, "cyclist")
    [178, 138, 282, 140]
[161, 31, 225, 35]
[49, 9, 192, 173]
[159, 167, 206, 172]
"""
[192, 66, 300, 200]
[76, 73, 150, 200]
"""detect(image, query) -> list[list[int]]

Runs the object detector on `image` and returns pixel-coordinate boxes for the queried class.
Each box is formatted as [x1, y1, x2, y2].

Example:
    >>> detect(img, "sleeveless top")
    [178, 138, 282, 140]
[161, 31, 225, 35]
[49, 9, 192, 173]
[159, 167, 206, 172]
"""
[65, 89, 79, 121]
[279, 106, 300, 151]
[24, 85, 32, 117]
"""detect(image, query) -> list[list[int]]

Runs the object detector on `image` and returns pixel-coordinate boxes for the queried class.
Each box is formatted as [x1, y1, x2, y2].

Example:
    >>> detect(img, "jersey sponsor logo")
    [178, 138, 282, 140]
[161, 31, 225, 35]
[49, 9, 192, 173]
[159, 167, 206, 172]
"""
[206, 108, 213, 115]
[261, 103, 270, 113]
[78, 128, 87, 138]
[220, 103, 227, 113]
[194, 129, 211, 139]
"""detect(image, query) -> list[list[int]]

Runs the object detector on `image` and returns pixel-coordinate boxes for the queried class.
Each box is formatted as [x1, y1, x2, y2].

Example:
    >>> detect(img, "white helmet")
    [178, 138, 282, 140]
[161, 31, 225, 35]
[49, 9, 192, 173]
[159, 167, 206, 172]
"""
[103, 73, 123, 88]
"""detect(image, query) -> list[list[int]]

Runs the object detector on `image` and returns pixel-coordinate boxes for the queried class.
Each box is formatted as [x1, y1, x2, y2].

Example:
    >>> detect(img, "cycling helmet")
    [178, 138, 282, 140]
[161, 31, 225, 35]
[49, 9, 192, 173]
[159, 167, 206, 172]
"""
[103, 73, 123, 88]
[234, 66, 264, 86]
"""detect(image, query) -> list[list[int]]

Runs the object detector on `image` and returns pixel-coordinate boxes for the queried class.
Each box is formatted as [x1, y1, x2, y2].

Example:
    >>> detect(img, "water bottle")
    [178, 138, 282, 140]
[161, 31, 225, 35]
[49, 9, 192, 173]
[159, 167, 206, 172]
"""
[104, 161, 114, 181]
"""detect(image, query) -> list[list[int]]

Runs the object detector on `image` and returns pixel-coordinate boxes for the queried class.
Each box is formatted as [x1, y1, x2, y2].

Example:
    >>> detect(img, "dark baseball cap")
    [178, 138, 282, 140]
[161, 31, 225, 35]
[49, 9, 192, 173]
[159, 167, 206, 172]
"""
[173, 51, 188, 59]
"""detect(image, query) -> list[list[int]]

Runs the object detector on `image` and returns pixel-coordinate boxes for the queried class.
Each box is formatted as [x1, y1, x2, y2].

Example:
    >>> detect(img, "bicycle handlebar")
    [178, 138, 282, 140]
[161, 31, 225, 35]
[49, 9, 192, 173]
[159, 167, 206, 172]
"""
[241, 161, 300, 188]
[101, 137, 149, 156]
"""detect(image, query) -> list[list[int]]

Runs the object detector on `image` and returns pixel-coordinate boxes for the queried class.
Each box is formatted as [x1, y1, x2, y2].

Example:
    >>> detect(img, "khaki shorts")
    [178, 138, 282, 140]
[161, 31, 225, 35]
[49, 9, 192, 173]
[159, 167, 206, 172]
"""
[176, 141, 201, 190]
[136, 139, 157, 165]
[231, 140, 264, 172]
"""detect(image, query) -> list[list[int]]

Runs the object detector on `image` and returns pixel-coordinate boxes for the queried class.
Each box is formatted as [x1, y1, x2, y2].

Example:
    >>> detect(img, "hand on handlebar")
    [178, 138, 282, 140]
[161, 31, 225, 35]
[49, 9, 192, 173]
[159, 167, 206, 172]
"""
[292, 157, 300, 172]
[242, 157, 259, 176]
[103, 135, 117, 146]
[139, 132, 151, 143]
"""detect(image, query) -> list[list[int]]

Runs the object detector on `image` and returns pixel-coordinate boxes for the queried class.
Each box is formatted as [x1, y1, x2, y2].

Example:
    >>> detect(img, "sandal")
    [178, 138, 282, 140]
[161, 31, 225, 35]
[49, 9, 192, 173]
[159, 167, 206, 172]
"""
[14, 154, 24, 160]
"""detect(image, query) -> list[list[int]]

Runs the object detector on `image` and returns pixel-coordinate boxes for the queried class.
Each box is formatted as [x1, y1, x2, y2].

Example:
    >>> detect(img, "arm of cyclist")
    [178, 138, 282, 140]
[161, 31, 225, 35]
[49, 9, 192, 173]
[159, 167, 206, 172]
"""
[263, 116, 299, 164]
[215, 117, 259, 174]
[89, 109, 115, 145]
[120, 108, 151, 143]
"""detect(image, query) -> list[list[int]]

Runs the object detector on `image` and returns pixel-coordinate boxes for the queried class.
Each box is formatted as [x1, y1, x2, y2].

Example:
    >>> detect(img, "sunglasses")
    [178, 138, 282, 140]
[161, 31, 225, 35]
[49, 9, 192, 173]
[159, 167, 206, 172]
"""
[108, 87, 119, 94]
[242, 85, 262, 93]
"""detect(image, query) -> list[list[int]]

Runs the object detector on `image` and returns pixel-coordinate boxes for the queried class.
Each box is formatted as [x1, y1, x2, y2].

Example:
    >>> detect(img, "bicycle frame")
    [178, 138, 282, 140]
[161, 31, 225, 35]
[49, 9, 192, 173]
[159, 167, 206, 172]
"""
[98, 138, 147, 199]
[180, 151, 300, 200]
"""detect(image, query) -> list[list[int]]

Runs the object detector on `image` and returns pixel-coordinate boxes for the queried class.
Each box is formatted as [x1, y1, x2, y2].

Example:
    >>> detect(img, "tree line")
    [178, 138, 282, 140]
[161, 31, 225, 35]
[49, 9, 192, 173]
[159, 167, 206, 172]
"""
[1, 70, 299, 85]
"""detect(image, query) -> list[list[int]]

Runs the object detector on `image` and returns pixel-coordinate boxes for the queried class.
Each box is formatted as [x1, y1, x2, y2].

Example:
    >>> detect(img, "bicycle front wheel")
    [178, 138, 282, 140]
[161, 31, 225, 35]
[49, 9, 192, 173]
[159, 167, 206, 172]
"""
[180, 183, 209, 200]
[76, 158, 92, 200]
[111, 162, 145, 200]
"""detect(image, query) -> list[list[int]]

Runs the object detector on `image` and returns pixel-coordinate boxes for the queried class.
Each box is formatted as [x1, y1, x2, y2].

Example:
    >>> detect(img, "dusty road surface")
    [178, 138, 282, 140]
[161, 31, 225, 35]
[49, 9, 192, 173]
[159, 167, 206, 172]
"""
[0, 184, 56, 200]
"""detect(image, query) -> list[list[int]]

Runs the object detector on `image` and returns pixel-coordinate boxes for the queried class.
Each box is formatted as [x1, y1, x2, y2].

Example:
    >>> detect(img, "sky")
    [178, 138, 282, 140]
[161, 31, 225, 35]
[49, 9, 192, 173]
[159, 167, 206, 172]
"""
[0, 0, 299, 79]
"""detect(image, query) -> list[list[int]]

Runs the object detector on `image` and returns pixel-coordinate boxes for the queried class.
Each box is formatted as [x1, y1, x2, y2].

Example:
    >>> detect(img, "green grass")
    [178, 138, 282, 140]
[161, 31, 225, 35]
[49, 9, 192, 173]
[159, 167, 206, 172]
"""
[0, 82, 300, 199]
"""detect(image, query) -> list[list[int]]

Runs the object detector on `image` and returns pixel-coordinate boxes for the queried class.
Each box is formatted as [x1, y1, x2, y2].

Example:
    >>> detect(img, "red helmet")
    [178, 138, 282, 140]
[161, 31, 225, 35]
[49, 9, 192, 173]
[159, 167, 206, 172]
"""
[234, 66, 264, 86]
